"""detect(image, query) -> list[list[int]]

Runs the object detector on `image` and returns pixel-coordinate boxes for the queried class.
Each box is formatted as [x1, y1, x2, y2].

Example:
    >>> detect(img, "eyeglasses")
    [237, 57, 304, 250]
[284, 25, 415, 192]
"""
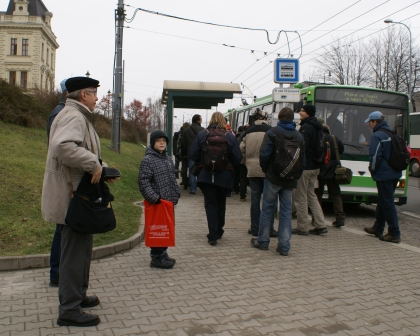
[85, 89, 97, 97]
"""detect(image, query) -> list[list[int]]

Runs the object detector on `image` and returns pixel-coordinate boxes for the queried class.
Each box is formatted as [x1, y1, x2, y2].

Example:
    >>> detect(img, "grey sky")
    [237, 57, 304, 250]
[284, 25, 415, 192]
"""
[1, 0, 419, 129]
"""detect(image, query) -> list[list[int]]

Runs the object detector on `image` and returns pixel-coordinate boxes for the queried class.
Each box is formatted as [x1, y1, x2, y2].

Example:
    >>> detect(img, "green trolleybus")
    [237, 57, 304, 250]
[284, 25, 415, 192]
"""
[225, 84, 410, 205]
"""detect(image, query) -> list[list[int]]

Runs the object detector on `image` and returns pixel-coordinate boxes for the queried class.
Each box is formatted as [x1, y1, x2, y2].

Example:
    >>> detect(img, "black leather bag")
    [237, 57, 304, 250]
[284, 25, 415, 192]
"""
[332, 136, 353, 185]
[65, 191, 116, 234]
[65, 172, 116, 234]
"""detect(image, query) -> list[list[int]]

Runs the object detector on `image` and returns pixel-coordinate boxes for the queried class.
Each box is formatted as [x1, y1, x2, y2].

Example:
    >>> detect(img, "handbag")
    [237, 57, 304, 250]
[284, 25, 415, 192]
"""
[144, 199, 175, 247]
[332, 135, 353, 185]
[64, 117, 116, 234]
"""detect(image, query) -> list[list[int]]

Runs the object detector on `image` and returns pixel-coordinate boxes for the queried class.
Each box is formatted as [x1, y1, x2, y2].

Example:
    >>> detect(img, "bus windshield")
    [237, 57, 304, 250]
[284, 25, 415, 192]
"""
[313, 87, 408, 157]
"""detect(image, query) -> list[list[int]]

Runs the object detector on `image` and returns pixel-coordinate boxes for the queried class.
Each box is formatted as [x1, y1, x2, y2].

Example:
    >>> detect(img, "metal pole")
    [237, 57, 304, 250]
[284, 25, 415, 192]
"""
[111, 0, 125, 153]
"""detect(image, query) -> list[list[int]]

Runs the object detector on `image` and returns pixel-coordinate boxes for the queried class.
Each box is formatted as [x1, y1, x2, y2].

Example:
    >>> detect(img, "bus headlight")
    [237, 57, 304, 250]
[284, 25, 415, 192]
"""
[397, 179, 406, 188]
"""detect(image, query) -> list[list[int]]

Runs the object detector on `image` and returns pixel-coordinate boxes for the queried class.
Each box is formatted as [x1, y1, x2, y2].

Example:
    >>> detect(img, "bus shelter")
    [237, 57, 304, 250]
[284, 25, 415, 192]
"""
[161, 80, 242, 154]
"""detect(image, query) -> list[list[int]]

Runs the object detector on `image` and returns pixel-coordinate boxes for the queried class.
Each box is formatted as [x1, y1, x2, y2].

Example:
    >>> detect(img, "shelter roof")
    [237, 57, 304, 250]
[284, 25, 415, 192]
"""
[162, 80, 242, 109]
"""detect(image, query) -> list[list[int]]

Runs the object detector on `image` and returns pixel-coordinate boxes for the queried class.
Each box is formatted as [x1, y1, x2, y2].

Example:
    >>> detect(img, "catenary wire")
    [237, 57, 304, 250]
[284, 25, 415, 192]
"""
[124, 4, 298, 45]
[230, 0, 362, 82]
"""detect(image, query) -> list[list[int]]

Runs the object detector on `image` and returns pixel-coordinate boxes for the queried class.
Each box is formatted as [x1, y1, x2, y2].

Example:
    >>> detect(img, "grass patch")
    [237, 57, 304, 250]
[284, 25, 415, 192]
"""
[0, 121, 145, 256]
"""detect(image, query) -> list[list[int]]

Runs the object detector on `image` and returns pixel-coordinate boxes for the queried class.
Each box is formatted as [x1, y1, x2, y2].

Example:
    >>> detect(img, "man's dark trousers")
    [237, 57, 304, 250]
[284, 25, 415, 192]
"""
[59, 225, 93, 318]
[239, 164, 248, 199]
[181, 158, 189, 188]
[315, 180, 345, 221]
[373, 179, 400, 237]
[50, 224, 62, 282]
[201, 184, 227, 241]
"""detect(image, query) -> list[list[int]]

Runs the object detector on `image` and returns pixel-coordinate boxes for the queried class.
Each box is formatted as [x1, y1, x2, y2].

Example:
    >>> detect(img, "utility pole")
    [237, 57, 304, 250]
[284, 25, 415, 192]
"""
[111, 0, 125, 153]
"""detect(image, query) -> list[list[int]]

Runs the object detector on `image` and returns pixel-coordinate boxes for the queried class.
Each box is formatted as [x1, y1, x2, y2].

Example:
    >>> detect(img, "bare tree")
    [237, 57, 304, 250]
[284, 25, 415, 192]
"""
[315, 37, 370, 86]
[147, 97, 164, 131]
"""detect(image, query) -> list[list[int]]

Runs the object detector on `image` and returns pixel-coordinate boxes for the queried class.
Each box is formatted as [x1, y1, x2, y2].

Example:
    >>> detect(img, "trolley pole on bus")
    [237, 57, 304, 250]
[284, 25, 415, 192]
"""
[111, 0, 125, 153]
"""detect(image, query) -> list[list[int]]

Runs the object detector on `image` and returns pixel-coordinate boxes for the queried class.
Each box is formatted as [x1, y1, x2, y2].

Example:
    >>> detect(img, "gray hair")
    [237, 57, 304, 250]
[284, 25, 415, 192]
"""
[66, 89, 90, 101]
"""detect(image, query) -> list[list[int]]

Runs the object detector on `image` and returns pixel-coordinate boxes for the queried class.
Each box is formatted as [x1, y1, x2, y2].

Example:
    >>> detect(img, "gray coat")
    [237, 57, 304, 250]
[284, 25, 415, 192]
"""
[41, 99, 103, 224]
[138, 147, 180, 205]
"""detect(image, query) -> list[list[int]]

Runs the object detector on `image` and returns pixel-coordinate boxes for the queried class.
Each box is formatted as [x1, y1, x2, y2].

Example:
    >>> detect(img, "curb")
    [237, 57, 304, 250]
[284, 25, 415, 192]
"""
[0, 211, 145, 272]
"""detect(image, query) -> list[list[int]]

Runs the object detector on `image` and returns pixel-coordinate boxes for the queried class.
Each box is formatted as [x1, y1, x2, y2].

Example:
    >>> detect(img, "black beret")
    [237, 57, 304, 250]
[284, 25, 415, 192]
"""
[65, 77, 100, 93]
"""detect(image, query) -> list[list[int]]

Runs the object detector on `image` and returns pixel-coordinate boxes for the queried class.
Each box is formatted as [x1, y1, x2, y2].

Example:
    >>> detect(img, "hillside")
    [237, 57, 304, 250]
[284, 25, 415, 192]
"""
[0, 121, 145, 256]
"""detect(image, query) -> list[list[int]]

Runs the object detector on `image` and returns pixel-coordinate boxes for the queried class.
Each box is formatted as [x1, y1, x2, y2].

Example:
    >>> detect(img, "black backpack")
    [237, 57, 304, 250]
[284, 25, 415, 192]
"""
[271, 127, 304, 180]
[313, 127, 327, 164]
[201, 128, 229, 172]
[380, 128, 410, 171]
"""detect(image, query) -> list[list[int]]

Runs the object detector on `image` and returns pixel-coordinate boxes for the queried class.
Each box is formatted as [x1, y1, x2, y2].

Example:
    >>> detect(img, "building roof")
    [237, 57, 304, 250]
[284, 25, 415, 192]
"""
[6, 0, 49, 18]
[162, 80, 242, 109]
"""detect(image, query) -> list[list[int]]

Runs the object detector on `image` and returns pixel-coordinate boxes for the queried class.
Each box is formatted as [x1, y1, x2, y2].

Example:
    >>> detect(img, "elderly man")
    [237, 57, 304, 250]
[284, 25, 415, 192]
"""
[42, 76, 114, 327]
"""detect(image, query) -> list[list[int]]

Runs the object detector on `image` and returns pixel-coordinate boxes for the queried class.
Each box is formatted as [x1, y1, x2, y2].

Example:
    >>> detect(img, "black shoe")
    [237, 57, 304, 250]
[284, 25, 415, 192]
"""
[270, 230, 278, 237]
[163, 253, 176, 264]
[309, 227, 328, 235]
[250, 238, 268, 250]
[180, 182, 184, 185]
[57, 313, 100, 327]
[292, 228, 309, 235]
[49, 279, 59, 288]
[208, 240, 217, 246]
[189, 191, 196, 195]
[81, 295, 100, 308]
[291, 212, 297, 219]
[183, 186, 188, 190]
[332, 220, 345, 228]
[247, 228, 258, 236]
[364, 226, 381, 237]
[150, 255, 174, 269]
[276, 246, 289, 256]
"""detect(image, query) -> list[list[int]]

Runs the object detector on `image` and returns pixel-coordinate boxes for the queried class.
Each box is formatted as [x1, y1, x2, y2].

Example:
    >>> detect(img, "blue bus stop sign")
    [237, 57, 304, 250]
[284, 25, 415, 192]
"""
[274, 58, 299, 84]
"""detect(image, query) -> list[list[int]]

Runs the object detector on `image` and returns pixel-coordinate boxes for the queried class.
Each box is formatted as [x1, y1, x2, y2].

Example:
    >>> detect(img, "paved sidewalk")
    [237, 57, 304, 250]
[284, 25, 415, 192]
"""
[1, 188, 420, 335]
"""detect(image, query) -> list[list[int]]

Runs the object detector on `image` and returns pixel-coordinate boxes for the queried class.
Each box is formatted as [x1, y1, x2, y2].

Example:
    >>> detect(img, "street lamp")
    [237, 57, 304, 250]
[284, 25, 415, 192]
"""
[85, 71, 90, 78]
[384, 19, 412, 104]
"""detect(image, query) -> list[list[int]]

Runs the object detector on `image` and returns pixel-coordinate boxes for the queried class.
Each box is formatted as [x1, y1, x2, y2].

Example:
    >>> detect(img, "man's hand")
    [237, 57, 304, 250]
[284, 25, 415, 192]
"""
[91, 166, 102, 184]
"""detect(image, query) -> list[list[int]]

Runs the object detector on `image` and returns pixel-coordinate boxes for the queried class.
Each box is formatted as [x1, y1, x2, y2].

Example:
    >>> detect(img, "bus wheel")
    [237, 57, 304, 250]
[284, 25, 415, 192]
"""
[410, 159, 420, 177]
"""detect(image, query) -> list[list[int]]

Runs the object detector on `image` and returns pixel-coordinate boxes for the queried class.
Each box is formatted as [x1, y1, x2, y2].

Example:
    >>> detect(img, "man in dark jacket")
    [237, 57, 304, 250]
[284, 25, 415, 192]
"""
[251, 107, 305, 255]
[172, 129, 181, 178]
[46, 78, 67, 288]
[315, 121, 346, 227]
[293, 104, 328, 235]
[363, 111, 402, 243]
[183, 114, 204, 194]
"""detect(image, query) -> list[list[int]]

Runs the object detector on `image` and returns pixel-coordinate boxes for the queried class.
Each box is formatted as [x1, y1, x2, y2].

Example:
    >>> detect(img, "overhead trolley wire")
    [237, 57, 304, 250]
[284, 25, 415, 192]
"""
[230, 0, 362, 82]
[125, 4, 298, 45]
[248, 10, 420, 94]
[245, 0, 390, 89]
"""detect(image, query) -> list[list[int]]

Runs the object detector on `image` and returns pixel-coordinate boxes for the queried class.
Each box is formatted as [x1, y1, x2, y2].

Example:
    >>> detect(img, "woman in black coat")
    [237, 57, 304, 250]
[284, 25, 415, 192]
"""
[189, 112, 242, 245]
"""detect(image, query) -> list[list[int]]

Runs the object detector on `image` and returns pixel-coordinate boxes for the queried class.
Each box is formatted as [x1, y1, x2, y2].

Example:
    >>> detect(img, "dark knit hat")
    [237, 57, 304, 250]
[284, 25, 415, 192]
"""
[302, 104, 316, 117]
[65, 76, 100, 93]
[150, 130, 169, 147]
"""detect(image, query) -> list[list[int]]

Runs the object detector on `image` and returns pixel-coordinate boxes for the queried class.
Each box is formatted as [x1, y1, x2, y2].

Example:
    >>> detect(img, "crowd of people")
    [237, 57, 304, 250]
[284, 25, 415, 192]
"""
[42, 77, 403, 326]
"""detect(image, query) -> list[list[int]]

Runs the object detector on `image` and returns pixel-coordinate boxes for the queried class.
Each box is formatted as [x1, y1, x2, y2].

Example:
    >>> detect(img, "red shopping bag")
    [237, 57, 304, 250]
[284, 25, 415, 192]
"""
[144, 199, 175, 247]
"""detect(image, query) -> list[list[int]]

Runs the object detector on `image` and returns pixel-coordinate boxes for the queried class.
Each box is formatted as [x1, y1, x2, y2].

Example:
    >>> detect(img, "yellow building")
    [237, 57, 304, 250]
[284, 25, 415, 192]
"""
[0, 0, 59, 90]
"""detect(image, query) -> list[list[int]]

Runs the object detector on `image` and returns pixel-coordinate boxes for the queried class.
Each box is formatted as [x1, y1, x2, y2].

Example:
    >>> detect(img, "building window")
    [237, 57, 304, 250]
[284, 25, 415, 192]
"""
[10, 38, 17, 55]
[9, 71, 16, 85]
[22, 39, 28, 56]
[20, 71, 28, 89]
[46, 48, 49, 65]
[41, 43, 44, 60]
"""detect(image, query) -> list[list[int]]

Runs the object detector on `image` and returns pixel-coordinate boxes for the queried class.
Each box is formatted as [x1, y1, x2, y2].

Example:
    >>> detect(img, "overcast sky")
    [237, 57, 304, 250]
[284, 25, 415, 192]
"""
[1, 0, 419, 129]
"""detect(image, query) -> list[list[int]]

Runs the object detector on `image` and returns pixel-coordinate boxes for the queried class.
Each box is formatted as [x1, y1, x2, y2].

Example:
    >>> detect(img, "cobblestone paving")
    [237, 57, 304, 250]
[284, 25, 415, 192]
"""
[1, 189, 420, 335]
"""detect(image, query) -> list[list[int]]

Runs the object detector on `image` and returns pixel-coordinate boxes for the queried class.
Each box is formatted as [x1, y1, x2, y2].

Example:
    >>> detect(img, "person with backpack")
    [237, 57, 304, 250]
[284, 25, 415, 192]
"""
[363, 111, 403, 243]
[189, 112, 242, 245]
[182, 114, 204, 194]
[240, 108, 277, 237]
[251, 107, 305, 255]
[293, 104, 328, 235]
[315, 120, 346, 228]
[46, 78, 67, 288]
